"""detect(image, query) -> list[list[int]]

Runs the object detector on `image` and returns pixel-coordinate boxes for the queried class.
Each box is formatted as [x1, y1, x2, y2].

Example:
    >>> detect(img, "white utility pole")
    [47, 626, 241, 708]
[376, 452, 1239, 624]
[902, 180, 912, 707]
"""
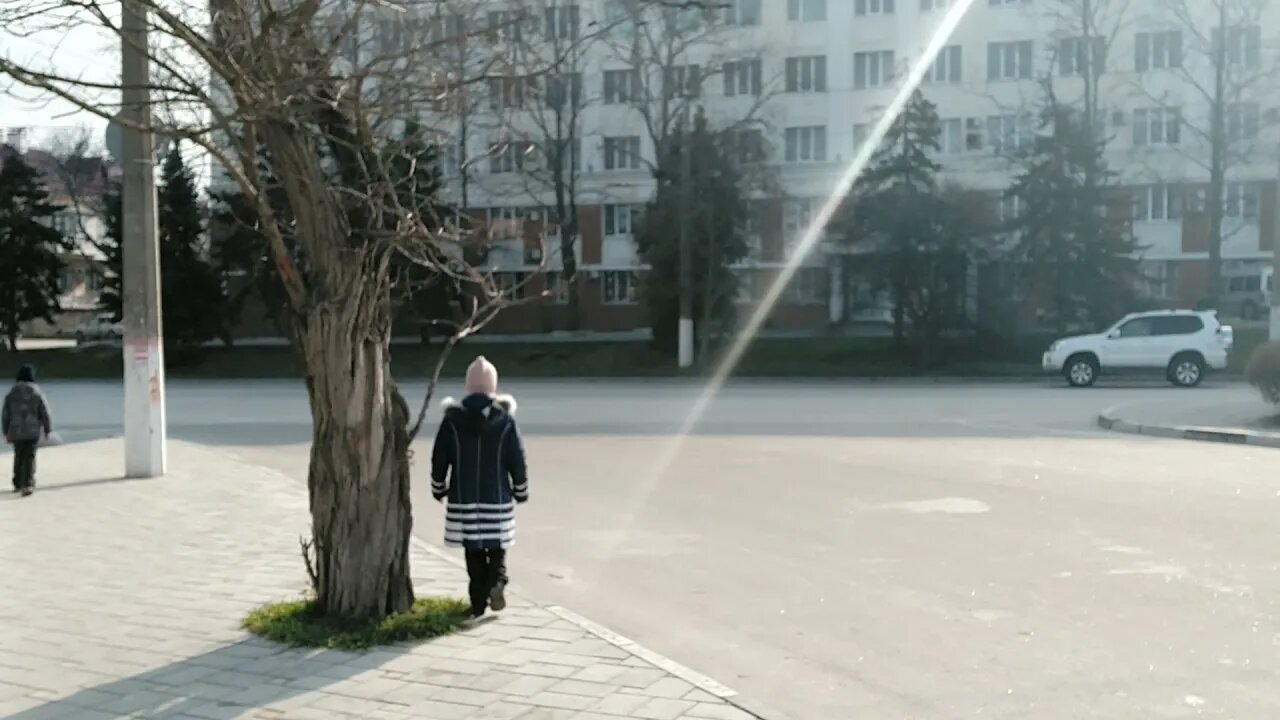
[1272, 172, 1280, 340]
[677, 102, 694, 368]
[121, 0, 167, 477]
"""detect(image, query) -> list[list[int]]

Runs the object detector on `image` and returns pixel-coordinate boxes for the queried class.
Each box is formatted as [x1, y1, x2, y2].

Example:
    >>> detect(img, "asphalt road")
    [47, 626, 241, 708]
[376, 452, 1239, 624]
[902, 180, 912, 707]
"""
[19, 378, 1280, 719]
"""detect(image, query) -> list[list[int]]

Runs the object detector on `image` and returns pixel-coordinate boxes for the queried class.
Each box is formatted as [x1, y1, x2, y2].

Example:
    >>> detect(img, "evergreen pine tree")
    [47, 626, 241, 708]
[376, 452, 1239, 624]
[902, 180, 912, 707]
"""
[0, 152, 71, 350]
[98, 181, 123, 321]
[635, 110, 749, 356]
[1008, 90, 1138, 333]
[836, 90, 977, 360]
[157, 144, 227, 354]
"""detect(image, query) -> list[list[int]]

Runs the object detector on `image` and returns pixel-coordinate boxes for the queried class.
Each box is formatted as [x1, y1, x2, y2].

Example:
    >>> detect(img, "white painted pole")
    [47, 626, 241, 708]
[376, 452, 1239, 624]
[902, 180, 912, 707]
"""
[1271, 173, 1280, 341]
[677, 102, 694, 369]
[121, 0, 167, 477]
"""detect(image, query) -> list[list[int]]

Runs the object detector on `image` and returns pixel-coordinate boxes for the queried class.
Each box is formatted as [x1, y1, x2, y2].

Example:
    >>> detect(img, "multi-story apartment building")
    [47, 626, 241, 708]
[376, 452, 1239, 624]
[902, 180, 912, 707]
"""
[213, 0, 1280, 336]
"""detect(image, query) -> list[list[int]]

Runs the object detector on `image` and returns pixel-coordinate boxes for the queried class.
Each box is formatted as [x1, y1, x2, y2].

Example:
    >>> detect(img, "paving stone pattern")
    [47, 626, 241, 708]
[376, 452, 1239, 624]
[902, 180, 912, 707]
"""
[0, 440, 759, 720]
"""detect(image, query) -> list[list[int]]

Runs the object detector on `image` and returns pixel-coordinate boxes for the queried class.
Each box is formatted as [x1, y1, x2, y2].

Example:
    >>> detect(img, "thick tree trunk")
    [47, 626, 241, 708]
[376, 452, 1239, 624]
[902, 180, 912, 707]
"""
[298, 300, 414, 620]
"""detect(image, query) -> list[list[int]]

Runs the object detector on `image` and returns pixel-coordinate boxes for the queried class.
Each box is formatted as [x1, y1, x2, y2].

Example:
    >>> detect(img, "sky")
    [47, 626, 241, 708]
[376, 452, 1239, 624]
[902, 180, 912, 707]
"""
[1, 19, 120, 152]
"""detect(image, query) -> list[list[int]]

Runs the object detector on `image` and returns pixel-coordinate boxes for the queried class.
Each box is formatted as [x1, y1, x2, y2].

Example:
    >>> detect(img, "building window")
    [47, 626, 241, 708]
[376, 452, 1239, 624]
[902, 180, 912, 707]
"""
[783, 198, 817, 252]
[535, 138, 581, 174]
[787, 0, 826, 22]
[1226, 102, 1260, 141]
[730, 128, 766, 164]
[544, 4, 580, 40]
[543, 271, 571, 304]
[723, 0, 762, 25]
[603, 204, 642, 236]
[494, 272, 527, 299]
[986, 114, 1033, 153]
[603, 69, 640, 104]
[939, 118, 964, 155]
[855, 0, 894, 16]
[488, 140, 534, 173]
[854, 51, 895, 89]
[487, 207, 526, 239]
[743, 202, 765, 259]
[723, 58, 763, 96]
[486, 10, 526, 42]
[1133, 185, 1180, 222]
[785, 56, 827, 93]
[603, 136, 642, 170]
[602, 270, 638, 304]
[996, 193, 1022, 224]
[1135, 30, 1181, 71]
[924, 45, 962, 84]
[1138, 260, 1177, 300]
[664, 64, 701, 99]
[1218, 24, 1261, 68]
[426, 14, 465, 43]
[1058, 36, 1105, 77]
[488, 75, 531, 109]
[921, 0, 953, 9]
[735, 269, 760, 303]
[1225, 183, 1260, 221]
[784, 126, 827, 164]
[1133, 107, 1181, 146]
[987, 41, 1033, 80]
[853, 123, 870, 153]
[989, 0, 1030, 5]
[785, 267, 826, 305]
[544, 73, 583, 108]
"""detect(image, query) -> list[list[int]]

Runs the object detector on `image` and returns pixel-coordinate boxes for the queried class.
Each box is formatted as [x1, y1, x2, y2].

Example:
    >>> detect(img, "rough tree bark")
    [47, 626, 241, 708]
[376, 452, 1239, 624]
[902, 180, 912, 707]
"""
[297, 276, 415, 618]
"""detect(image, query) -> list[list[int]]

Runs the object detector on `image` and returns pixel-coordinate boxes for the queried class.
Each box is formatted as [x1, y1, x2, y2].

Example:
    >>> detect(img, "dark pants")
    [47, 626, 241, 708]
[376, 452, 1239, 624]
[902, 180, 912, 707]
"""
[12, 440, 36, 490]
[464, 548, 507, 612]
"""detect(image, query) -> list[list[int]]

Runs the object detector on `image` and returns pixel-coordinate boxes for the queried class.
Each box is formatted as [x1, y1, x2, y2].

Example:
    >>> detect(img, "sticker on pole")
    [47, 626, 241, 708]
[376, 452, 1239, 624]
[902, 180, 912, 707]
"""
[125, 337, 150, 364]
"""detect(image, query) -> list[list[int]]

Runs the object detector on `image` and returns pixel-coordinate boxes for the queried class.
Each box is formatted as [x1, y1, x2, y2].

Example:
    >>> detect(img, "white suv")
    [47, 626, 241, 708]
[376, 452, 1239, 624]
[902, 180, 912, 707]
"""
[1042, 310, 1233, 388]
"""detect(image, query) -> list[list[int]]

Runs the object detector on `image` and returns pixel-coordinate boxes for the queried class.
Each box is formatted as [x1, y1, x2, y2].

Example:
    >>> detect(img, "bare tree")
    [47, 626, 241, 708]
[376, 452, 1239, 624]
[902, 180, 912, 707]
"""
[1141, 0, 1280, 303]
[1044, 0, 1132, 162]
[603, 0, 772, 178]
[491, 5, 600, 329]
[0, 0, 536, 619]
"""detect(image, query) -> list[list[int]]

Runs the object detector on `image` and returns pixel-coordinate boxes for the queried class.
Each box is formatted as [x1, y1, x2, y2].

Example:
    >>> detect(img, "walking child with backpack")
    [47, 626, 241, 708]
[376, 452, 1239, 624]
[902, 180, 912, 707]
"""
[3, 365, 53, 497]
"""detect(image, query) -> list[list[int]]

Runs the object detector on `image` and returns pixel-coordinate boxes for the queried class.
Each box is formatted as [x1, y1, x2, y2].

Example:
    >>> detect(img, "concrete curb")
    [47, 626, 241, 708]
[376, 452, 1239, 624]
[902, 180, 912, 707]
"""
[1096, 406, 1280, 449]
[408, 536, 794, 720]
[238, 458, 785, 720]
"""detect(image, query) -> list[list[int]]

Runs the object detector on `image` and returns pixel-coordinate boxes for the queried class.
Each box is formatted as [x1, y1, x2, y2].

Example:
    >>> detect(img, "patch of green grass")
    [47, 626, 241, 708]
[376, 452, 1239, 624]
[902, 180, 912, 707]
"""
[242, 596, 471, 650]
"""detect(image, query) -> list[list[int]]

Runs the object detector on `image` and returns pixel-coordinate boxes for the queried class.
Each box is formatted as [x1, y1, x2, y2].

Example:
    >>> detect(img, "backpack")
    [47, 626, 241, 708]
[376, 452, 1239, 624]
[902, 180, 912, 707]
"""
[3, 384, 47, 441]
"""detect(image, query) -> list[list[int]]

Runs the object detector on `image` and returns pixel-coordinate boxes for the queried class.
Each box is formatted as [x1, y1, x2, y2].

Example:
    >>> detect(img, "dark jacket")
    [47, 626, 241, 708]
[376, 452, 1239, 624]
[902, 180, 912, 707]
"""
[431, 393, 528, 549]
[2, 382, 52, 442]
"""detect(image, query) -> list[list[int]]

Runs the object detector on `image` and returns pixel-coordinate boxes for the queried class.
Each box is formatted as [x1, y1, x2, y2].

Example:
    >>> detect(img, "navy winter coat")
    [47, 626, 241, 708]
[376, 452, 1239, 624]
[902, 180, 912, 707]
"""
[431, 393, 528, 549]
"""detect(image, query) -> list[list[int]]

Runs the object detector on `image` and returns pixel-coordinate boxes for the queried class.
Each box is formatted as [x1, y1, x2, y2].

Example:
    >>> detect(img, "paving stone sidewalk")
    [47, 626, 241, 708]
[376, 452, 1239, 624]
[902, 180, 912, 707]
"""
[0, 439, 760, 720]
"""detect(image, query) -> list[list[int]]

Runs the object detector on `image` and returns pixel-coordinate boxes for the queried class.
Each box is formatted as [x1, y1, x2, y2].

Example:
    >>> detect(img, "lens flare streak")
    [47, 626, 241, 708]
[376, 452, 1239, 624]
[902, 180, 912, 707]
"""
[592, 0, 983, 565]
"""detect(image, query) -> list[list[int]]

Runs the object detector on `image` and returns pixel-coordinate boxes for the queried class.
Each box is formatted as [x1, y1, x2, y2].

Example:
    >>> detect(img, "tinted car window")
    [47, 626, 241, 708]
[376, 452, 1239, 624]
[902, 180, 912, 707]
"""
[1150, 315, 1204, 336]
[1117, 318, 1153, 337]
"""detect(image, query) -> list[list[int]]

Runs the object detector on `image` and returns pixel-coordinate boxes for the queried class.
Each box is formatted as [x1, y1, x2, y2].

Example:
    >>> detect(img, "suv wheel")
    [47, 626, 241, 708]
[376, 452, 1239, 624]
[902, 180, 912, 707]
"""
[1168, 353, 1205, 388]
[1064, 354, 1099, 387]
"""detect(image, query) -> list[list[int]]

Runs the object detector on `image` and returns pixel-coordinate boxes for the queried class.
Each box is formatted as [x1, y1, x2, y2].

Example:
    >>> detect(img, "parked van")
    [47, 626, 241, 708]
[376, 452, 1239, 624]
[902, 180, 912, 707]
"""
[1224, 267, 1272, 320]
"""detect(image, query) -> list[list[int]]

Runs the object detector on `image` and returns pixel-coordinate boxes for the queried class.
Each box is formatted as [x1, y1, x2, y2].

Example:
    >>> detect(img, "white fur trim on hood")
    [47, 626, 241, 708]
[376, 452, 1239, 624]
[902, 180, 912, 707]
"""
[440, 394, 517, 416]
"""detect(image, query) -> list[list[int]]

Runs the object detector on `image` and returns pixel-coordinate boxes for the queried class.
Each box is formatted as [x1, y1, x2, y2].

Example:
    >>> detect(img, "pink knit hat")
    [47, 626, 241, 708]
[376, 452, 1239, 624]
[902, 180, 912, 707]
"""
[464, 355, 498, 395]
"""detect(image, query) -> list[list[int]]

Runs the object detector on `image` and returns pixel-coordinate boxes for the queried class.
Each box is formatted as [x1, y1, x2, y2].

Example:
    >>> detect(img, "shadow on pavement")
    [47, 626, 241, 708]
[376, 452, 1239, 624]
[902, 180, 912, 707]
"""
[26, 475, 153, 494]
[4, 639, 393, 719]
